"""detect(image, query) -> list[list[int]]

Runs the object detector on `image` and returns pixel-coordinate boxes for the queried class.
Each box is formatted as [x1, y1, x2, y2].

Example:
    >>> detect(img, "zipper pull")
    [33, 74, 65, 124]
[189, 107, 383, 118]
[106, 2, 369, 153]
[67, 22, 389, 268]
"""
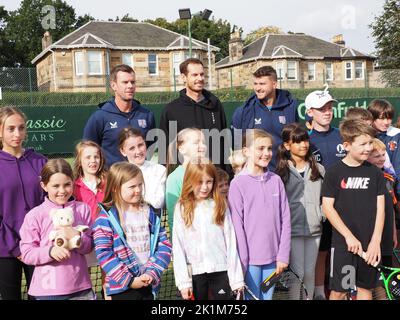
[211, 112, 215, 124]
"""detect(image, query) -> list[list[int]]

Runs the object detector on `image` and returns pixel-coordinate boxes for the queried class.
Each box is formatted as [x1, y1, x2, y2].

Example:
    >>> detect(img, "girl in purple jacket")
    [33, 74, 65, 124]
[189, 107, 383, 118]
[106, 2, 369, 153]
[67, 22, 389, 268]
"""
[0, 106, 47, 300]
[229, 129, 291, 300]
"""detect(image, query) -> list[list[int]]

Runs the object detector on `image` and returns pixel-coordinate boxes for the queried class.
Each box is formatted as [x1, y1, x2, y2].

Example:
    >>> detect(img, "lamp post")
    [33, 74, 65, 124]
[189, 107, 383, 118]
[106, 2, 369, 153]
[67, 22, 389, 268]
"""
[178, 8, 212, 58]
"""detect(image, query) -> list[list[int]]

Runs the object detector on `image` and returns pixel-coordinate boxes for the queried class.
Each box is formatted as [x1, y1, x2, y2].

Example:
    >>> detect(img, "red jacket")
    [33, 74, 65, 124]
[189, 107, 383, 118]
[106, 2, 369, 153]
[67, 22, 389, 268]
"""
[74, 177, 106, 224]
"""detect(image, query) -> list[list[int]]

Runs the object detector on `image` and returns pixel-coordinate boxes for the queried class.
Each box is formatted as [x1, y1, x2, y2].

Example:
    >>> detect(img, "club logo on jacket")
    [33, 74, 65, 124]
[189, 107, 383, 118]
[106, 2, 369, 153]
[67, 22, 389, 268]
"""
[388, 140, 397, 151]
[110, 121, 118, 129]
[336, 144, 346, 157]
[255, 118, 262, 125]
[279, 116, 286, 124]
[340, 177, 370, 190]
[138, 119, 147, 128]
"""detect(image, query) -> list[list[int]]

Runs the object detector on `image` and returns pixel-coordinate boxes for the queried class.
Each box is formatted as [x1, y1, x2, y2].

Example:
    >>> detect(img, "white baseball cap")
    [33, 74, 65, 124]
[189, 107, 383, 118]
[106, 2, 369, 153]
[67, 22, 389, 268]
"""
[305, 85, 337, 110]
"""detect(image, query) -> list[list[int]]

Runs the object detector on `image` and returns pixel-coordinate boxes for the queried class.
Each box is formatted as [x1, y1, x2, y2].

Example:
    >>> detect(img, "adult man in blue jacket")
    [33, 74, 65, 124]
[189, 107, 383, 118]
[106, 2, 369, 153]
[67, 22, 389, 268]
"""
[83, 64, 156, 166]
[231, 66, 298, 169]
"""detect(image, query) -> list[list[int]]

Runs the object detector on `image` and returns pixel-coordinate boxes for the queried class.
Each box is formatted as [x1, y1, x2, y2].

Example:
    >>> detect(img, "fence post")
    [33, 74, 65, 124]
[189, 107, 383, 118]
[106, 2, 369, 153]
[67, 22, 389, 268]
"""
[364, 67, 369, 98]
[230, 69, 233, 101]
[28, 68, 33, 106]
[173, 68, 176, 93]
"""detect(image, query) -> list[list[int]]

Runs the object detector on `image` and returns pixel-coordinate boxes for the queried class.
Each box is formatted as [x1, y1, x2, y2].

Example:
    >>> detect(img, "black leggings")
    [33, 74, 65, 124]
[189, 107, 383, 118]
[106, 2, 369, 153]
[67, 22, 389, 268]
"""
[111, 286, 153, 300]
[0, 257, 34, 300]
[192, 271, 233, 300]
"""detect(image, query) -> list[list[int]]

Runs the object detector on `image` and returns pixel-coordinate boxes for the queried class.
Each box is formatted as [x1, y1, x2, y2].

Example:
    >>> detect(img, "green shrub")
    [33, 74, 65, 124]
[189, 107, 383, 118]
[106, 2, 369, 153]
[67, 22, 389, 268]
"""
[2, 87, 400, 107]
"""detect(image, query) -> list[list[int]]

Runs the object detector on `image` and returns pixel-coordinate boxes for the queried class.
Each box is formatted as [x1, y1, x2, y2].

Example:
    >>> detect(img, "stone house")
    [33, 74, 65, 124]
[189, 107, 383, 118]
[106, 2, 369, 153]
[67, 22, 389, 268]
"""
[31, 21, 219, 92]
[216, 32, 377, 89]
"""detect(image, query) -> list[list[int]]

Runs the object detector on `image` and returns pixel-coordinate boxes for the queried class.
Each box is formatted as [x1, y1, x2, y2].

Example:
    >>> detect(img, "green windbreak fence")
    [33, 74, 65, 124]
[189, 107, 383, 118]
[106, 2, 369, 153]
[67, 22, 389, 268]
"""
[19, 97, 400, 155]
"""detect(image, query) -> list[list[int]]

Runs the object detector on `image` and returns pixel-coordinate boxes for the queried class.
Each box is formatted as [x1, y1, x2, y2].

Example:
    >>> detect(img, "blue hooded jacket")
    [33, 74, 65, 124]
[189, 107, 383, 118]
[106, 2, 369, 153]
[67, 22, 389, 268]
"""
[231, 89, 298, 169]
[83, 97, 156, 166]
[309, 126, 346, 169]
[377, 126, 400, 196]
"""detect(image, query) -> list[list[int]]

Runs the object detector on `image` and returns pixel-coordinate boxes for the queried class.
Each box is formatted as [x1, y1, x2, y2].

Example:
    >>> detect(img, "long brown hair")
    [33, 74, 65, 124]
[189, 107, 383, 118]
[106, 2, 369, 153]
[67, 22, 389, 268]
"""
[276, 123, 322, 183]
[41, 158, 74, 185]
[101, 162, 145, 231]
[178, 159, 226, 228]
[73, 140, 107, 189]
[0, 106, 27, 149]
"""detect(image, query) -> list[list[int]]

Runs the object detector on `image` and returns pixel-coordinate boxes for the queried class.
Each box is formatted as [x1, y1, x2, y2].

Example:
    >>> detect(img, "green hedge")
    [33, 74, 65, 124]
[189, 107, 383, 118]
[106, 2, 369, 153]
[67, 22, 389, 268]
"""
[1, 87, 400, 106]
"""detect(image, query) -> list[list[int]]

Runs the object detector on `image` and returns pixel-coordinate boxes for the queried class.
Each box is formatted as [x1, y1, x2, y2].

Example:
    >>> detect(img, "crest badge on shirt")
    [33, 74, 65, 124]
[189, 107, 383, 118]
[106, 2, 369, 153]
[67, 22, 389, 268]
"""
[138, 119, 147, 128]
[388, 140, 398, 151]
[278, 116, 286, 124]
[254, 118, 262, 125]
[110, 121, 118, 129]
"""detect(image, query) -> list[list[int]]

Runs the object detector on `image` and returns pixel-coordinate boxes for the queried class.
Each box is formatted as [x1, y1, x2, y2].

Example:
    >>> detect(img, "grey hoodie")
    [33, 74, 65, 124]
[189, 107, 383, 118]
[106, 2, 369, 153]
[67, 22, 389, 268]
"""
[284, 162, 325, 237]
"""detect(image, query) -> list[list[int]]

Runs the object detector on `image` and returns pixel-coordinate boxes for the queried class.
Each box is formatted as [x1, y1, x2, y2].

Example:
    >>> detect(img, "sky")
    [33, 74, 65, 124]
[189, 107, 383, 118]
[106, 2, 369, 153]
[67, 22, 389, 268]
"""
[2, 0, 386, 55]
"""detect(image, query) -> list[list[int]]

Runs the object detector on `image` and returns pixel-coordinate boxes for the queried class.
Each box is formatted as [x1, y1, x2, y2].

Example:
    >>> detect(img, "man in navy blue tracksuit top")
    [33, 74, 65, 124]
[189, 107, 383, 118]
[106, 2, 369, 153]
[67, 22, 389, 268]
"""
[231, 66, 298, 169]
[83, 64, 156, 166]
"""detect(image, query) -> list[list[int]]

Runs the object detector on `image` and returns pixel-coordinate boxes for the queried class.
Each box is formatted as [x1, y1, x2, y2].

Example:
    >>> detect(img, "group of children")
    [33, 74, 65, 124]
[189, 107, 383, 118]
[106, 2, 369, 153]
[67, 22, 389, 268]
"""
[0, 89, 399, 301]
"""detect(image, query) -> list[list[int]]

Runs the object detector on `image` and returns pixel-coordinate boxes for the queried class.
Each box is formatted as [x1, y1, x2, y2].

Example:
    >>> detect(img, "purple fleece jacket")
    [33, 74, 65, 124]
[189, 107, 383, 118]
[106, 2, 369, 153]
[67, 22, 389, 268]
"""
[0, 149, 47, 257]
[228, 168, 291, 273]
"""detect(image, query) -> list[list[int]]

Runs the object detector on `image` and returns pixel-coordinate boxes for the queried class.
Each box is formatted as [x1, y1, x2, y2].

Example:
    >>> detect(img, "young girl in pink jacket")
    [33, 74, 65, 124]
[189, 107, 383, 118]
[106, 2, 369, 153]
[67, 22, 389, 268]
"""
[19, 159, 94, 300]
[73, 140, 107, 224]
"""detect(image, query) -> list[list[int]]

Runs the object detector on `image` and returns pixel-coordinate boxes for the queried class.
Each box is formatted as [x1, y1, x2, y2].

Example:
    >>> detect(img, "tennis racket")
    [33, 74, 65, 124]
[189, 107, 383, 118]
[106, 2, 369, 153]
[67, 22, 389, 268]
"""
[359, 251, 400, 300]
[261, 266, 310, 300]
[235, 285, 259, 300]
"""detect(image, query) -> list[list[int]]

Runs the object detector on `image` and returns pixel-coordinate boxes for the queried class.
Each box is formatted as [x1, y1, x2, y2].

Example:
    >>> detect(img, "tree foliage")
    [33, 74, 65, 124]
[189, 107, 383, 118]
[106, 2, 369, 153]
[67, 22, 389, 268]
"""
[146, 16, 231, 60]
[0, 6, 14, 66]
[4, 0, 93, 67]
[244, 26, 283, 46]
[370, 0, 400, 87]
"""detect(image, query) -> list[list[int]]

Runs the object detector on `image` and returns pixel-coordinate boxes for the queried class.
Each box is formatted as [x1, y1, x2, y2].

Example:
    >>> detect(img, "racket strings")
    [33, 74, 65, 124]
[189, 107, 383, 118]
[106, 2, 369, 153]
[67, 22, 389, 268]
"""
[272, 271, 308, 300]
[387, 273, 400, 300]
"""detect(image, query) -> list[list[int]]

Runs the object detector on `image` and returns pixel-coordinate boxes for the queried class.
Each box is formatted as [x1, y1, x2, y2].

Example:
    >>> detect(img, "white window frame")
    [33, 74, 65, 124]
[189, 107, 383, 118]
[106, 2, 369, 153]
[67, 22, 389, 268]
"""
[276, 61, 284, 80]
[355, 61, 364, 80]
[184, 51, 198, 60]
[345, 61, 353, 80]
[173, 52, 182, 78]
[74, 51, 84, 76]
[326, 62, 333, 81]
[148, 53, 158, 76]
[287, 60, 297, 81]
[307, 62, 316, 81]
[87, 51, 103, 75]
[122, 53, 134, 68]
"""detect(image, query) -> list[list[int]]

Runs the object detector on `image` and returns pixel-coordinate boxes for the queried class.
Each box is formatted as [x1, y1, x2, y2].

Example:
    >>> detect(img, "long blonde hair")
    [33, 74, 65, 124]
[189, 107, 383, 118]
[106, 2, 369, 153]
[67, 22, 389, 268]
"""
[102, 162, 145, 231]
[0, 106, 27, 149]
[73, 140, 107, 189]
[179, 159, 226, 228]
[166, 127, 204, 175]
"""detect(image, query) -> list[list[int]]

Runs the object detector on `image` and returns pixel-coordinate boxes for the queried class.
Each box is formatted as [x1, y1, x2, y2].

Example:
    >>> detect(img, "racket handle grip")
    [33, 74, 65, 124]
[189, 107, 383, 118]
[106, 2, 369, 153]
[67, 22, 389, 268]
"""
[360, 251, 379, 267]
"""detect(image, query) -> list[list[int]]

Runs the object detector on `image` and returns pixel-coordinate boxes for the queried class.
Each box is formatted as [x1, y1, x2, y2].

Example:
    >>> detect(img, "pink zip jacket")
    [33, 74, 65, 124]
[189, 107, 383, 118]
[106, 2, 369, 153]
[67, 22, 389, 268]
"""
[74, 177, 105, 224]
[19, 197, 93, 297]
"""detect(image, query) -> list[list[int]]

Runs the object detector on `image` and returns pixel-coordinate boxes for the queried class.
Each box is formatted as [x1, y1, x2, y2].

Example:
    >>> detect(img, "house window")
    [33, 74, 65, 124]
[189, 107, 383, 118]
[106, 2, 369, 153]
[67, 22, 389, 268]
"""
[74, 51, 84, 76]
[345, 61, 353, 80]
[184, 51, 198, 60]
[87, 51, 103, 75]
[122, 53, 133, 68]
[173, 52, 182, 77]
[276, 61, 284, 80]
[148, 54, 158, 75]
[326, 62, 333, 81]
[308, 62, 316, 81]
[287, 61, 297, 80]
[355, 61, 364, 79]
